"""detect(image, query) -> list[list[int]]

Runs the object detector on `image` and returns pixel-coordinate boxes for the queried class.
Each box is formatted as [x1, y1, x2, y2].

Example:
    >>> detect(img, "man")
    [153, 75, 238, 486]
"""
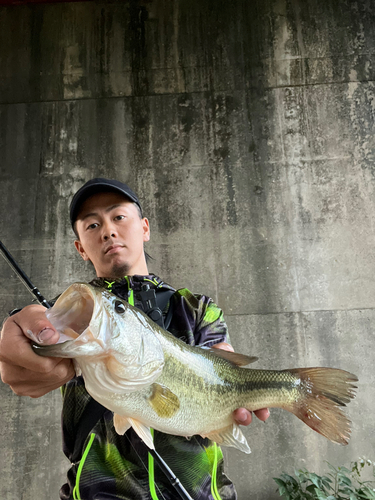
[0, 178, 269, 500]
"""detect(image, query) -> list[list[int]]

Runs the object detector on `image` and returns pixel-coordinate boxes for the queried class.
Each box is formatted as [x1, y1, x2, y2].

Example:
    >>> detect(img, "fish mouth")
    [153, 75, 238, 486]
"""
[45, 283, 96, 343]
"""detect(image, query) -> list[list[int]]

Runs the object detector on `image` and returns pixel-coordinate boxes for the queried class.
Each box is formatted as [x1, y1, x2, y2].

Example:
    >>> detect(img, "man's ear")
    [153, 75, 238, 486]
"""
[74, 240, 90, 261]
[142, 218, 150, 242]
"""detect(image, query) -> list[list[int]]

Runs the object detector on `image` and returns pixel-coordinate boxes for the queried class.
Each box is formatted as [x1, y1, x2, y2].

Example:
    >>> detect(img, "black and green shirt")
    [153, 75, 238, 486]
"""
[59, 274, 237, 500]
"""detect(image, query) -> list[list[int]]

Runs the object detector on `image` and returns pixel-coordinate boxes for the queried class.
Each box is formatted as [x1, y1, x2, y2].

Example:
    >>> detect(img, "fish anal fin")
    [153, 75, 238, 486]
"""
[128, 417, 154, 450]
[205, 348, 258, 367]
[148, 383, 180, 418]
[113, 414, 131, 435]
[203, 423, 251, 454]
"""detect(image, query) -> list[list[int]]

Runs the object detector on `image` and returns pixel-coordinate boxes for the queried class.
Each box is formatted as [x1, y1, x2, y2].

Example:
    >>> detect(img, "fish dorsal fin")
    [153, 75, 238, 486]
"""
[113, 414, 132, 435]
[203, 423, 251, 454]
[128, 417, 154, 450]
[204, 348, 258, 366]
[148, 383, 180, 418]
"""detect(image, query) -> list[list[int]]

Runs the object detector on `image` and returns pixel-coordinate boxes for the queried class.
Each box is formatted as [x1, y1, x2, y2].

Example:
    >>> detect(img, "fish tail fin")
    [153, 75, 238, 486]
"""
[286, 367, 358, 445]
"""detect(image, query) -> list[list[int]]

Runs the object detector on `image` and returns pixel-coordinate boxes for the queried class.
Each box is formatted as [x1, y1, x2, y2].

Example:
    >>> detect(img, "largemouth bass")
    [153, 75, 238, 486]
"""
[33, 283, 357, 454]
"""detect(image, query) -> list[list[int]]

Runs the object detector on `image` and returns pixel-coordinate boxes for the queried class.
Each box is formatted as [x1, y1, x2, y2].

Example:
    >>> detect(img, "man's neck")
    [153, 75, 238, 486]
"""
[97, 264, 149, 280]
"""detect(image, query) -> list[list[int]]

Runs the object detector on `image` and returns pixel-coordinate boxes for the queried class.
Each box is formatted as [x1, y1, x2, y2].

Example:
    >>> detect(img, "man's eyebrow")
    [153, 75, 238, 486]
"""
[105, 204, 123, 213]
[79, 204, 125, 221]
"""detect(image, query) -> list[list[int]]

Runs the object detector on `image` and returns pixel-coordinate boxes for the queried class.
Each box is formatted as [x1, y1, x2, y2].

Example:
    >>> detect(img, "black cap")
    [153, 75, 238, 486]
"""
[70, 178, 142, 227]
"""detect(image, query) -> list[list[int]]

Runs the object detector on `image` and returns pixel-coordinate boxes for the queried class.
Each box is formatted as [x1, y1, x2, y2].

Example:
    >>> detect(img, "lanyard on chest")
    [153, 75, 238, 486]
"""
[122, 276, 175, 330]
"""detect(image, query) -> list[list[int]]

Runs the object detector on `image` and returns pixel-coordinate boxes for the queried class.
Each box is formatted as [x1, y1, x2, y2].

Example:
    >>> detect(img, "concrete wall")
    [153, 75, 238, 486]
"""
[0, 0, 374, 498]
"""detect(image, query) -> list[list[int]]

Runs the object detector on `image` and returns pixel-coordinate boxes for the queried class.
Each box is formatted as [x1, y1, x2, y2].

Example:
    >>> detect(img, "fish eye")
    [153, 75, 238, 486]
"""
[114, 300, 126, 314]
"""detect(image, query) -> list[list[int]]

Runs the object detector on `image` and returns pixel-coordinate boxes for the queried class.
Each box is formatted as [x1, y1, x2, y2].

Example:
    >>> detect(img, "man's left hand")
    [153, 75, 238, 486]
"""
[211, 342, 270, 426]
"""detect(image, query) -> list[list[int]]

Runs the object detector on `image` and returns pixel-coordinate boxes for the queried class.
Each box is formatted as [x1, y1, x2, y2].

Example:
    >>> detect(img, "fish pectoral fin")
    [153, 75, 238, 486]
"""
[203, 424, 251, 454]
[205, 349, 258, 367]
[128, 417, 155, 450]
[148, 383, 180, 418]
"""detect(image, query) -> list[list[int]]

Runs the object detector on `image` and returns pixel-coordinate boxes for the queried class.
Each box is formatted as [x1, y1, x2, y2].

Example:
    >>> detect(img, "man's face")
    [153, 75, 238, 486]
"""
[74, 191, 150, 278]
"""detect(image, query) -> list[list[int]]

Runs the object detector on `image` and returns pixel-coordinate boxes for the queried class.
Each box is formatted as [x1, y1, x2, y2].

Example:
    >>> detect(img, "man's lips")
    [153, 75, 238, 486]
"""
[104, 244, 124, 255]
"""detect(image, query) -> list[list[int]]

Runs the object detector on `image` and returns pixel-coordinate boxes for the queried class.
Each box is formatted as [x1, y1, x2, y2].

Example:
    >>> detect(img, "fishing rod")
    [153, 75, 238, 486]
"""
[0, 240, 51, 309]
[0, 239, 194, 500]
[149, 448, 193, 499]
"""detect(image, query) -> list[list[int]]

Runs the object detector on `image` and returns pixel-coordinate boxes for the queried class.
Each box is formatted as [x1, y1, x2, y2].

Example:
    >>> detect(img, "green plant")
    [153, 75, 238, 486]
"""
[273, 458, 375, 499]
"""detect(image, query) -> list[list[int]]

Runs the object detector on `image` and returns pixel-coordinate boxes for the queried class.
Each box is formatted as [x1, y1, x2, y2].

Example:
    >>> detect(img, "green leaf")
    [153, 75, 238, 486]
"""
[308, 473, 323, 489]
[295, 468, 307, 477]
[360, 488, 375, 500]
[338, 475, 353, 486]
[306, 485, 317, 493]
[321, 476, 333, 484]
[321, 481, 333, 491]
[340, 486, 355, 495]
[283, 474, 298, 486]
[355, 491, 374, 500]
[274, 478, 287, 489]
[339, 466, 352, 474]
[295, 469, 310, 484]
[315, 490, 328, 500]
[274, 461, 375, 500]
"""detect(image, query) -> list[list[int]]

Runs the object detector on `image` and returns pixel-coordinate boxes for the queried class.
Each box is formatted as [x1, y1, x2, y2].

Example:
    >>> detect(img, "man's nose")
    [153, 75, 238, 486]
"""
[102, 222, 117, 240]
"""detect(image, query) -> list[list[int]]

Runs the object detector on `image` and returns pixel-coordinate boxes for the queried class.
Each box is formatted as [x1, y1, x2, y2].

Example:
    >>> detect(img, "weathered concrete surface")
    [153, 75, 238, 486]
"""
[0, 0, 374, 499]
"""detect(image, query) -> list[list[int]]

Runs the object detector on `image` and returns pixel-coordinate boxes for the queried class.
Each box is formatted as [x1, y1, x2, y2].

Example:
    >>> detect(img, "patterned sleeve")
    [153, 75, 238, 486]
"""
[170, 288, 230, 347]
[194, 294, 230, 347]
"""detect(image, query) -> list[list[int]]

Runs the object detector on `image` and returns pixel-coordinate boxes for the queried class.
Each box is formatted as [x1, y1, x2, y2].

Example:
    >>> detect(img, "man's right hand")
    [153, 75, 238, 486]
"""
[0, 305, 75, 398]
